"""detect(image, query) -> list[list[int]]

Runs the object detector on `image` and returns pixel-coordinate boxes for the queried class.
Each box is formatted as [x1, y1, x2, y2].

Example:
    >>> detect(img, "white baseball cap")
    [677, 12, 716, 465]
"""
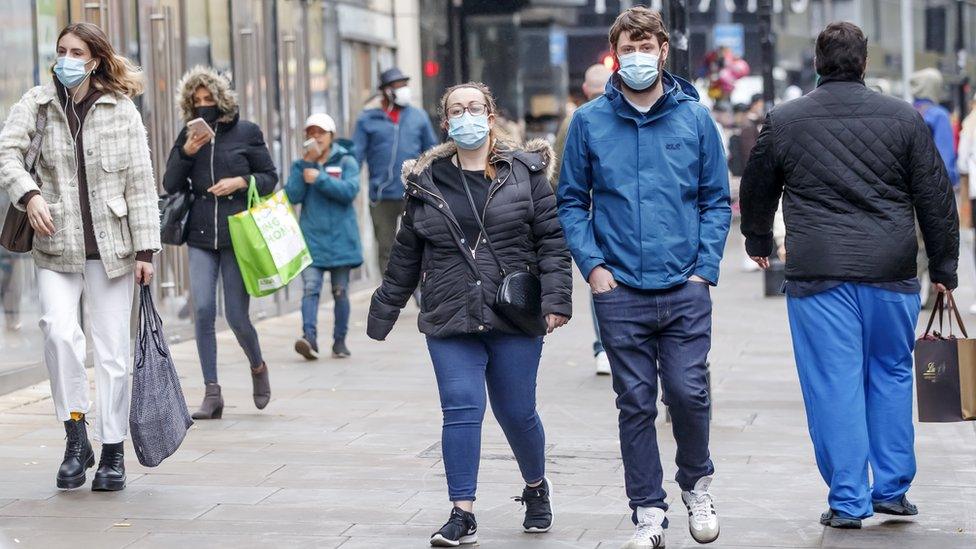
[304, 113, 336, 133]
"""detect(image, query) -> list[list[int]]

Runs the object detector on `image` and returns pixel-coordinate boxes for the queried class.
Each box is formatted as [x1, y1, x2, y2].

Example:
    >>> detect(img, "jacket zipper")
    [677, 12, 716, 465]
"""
[470, 161, 513, 259]
[210, 123, 219, 250]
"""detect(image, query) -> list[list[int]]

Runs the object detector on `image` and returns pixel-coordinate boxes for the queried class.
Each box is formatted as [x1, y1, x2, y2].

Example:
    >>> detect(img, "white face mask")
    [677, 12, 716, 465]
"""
[393, 86, 412, 107]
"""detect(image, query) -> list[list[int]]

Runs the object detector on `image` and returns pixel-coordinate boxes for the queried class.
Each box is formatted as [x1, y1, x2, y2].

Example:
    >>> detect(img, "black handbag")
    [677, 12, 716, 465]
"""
[158, 190, 192, 246]
[458, 159, 547, 336]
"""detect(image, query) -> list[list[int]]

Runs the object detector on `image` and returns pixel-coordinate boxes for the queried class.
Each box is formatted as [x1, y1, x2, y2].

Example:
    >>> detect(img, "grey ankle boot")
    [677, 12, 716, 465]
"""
[191, 383, 223, 420]
[251, 363, 270, 410]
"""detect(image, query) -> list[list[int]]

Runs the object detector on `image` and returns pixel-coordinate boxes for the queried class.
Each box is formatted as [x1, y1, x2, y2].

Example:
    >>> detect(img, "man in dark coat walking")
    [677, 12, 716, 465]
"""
[740, 22, 959, 529]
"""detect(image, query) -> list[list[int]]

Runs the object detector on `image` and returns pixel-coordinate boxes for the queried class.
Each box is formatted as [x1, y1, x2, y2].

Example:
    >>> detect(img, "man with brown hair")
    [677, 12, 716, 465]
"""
[741, 22, 957, 528]
[558, 7, 730, 548]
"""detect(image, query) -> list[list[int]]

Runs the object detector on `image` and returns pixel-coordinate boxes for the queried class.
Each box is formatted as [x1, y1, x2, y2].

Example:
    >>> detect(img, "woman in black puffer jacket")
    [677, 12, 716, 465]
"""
[162, 66, 278, 420]
[367, 82, 572, 547]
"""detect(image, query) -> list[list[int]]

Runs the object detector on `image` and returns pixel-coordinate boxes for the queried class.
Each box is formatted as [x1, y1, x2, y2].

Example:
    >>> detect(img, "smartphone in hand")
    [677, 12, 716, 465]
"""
[187, 117, 215, 141]
[302, 138, 321, 158]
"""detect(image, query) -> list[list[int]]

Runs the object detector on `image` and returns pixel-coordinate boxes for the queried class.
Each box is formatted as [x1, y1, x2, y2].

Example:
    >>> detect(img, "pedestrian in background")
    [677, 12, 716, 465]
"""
[558, 7, 730, 548]
[912, 68, 959, 189]
[553, 62, 613, 376]
[368, 82, 572, 547]
[285, 113, 362, 360]
[958, 92, 976, 313]
[0, 22, 160, 491]
[353, 67, 438, 275]
[163, 66, 278, 420]
[740, 22, 958, 529]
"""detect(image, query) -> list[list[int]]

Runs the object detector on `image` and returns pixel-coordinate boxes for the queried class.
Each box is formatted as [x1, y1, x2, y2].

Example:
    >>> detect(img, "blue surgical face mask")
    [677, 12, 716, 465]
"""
[448, 112, 490, 150]
[617, 52, 660, 91]
[54, 56, 93, 89]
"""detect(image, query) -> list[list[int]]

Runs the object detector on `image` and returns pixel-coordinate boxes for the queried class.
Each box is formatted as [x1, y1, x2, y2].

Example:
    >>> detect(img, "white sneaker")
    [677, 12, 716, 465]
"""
[595, 351, 611, 375]
[969, 303, 976, 316]
[681, 476, 719, 544]
[621, 506, 665, 549]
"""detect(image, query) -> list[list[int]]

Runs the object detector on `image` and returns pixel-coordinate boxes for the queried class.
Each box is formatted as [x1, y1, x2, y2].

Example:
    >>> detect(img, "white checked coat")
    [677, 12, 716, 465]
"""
[0, 84, 160, 278]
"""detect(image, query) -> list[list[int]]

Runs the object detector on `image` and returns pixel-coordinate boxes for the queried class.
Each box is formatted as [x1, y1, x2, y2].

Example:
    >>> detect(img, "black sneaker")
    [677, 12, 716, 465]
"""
[819, 509, 862, 529]
[873, 495, 918, 516]
[430, 507, 477, 547]
[514, 477, 554, 533]
[332, 340, 351, 359]
[294, 337, 319, 360]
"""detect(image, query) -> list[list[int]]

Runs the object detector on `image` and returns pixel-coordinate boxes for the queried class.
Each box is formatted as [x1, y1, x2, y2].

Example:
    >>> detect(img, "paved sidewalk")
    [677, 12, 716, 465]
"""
[0, 233, 974, 549]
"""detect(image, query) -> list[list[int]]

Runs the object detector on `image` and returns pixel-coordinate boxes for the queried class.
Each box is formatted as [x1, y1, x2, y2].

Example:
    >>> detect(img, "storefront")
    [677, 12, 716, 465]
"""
[0, 0, 410, 390]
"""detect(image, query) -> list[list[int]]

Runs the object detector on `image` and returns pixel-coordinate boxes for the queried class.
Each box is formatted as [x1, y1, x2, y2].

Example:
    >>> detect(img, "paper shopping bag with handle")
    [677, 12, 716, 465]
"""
[914, 291, 976, 422]
[228, 176, 312, 297]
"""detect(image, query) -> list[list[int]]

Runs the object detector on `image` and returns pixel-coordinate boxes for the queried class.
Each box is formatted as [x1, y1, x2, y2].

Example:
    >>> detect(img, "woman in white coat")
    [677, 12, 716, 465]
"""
[0, 22, 160, 492]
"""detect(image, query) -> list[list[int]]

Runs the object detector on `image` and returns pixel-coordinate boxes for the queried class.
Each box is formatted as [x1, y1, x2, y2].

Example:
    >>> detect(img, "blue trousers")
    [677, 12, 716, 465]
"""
[426, 332, 547, 502]
[593, 281, 714, 516]
[188, 246, 264, 384]
[300, 266, 351, 345]
[787, 283, 921, 519]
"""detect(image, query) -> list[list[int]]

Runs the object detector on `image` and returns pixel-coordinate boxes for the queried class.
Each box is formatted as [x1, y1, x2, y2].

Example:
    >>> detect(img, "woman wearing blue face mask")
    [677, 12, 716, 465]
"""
[368, 82, 573, 546]
[0, 23, 160, 492]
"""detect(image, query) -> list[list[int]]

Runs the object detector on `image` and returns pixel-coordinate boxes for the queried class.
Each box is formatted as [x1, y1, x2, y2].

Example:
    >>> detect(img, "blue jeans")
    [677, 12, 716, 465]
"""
[300, 266, 351, 345]
[188, 246, 264, 384]
[593, 282, 714, 519]
[426, 332, 547, 502]
[591, 294, 604, 356]
[787, 283, 920, 519]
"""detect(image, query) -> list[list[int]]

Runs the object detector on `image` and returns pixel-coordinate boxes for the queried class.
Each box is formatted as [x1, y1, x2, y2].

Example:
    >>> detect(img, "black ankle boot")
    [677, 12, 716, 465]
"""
[57, 418, 95, 489]
[92, 442, 126, 492]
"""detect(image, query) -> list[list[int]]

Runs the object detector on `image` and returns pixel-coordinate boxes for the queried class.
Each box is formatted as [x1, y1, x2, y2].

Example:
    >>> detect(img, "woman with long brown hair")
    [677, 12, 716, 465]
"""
[368, 82, 573, 546]
[0, 22, 160, 492]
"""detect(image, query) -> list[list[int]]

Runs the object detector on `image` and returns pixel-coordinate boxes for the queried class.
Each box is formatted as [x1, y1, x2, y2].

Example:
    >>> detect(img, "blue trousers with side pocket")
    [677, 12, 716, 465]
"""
[787, 283, 921, 519]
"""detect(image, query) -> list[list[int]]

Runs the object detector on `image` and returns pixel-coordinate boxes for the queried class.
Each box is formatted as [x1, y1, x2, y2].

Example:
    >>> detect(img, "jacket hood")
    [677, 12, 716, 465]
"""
[402, 137, 555, 186]
[910, 68, 943, 102]
[176, 65, 239, 123]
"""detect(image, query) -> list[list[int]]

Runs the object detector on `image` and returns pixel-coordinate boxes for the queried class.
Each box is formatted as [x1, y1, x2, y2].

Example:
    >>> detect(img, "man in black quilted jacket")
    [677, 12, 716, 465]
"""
[740, 22, 958, 529]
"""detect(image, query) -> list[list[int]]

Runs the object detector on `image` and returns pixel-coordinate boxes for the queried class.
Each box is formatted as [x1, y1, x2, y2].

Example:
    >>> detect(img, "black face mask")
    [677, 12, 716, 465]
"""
[195, 105, 221, 124]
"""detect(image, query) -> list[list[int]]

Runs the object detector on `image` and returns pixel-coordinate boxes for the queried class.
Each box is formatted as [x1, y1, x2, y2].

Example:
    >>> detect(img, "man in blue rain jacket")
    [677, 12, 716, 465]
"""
[352, 67, 438, 274]
[557, 7, 730, 548]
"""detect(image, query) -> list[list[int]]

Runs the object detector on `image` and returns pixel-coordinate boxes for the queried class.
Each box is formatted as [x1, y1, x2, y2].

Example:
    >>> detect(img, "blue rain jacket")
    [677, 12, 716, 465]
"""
[352, 105, 439, 202]
[557, 72, 731, 289]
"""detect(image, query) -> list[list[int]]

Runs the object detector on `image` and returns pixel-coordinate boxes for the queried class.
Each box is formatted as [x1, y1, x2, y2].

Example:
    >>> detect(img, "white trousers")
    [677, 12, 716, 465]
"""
[37, 261, 134, 443]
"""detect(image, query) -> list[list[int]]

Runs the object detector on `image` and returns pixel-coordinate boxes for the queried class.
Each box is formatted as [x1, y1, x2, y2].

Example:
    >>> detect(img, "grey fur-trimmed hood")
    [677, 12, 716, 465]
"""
[401, 137, 555, 185]
[176, 65, 239, 123]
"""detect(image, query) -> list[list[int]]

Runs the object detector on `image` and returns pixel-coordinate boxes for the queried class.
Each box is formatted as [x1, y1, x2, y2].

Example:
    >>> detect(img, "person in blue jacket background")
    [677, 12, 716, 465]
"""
[286, 113, 363, 360]
[352, 67, 439, 275]
[911, 68, 959, 188]
[557, 7, 730, 549]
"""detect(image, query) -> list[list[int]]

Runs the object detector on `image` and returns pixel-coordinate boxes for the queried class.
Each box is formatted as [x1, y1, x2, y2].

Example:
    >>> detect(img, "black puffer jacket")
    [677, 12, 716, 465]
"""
[367, 139, 573, 339]
[740, 78, 959, 288]
[162, 67, 278, 250]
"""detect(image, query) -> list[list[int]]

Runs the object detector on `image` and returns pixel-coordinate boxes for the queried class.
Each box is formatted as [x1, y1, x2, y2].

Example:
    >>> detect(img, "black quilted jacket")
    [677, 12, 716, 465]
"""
[367, 139, 573, 339]
[740, 78, 959, 288]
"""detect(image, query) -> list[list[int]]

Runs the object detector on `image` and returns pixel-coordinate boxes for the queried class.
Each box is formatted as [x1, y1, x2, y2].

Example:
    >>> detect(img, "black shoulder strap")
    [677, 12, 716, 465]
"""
[456, 156, 507, 277]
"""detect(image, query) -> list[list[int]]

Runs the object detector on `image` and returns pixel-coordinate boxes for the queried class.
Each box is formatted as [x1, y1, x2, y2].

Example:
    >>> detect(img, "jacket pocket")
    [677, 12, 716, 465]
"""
[107, 195, 133, 258]
[100, 131, 130, 173]
[33, 201, 64, 256]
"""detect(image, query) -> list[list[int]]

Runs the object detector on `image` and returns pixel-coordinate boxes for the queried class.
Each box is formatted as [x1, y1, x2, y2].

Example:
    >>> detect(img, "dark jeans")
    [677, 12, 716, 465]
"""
[426, 332, 547, 502]
[370, 199, 405, 274]
[593, 281, 715, 517]
[301, 266, 351, 345]
[188, 246, 264, 384]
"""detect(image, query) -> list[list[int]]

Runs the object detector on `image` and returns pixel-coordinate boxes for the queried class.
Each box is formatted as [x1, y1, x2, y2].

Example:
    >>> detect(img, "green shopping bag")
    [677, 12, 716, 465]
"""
[228, 177, 312, 297]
